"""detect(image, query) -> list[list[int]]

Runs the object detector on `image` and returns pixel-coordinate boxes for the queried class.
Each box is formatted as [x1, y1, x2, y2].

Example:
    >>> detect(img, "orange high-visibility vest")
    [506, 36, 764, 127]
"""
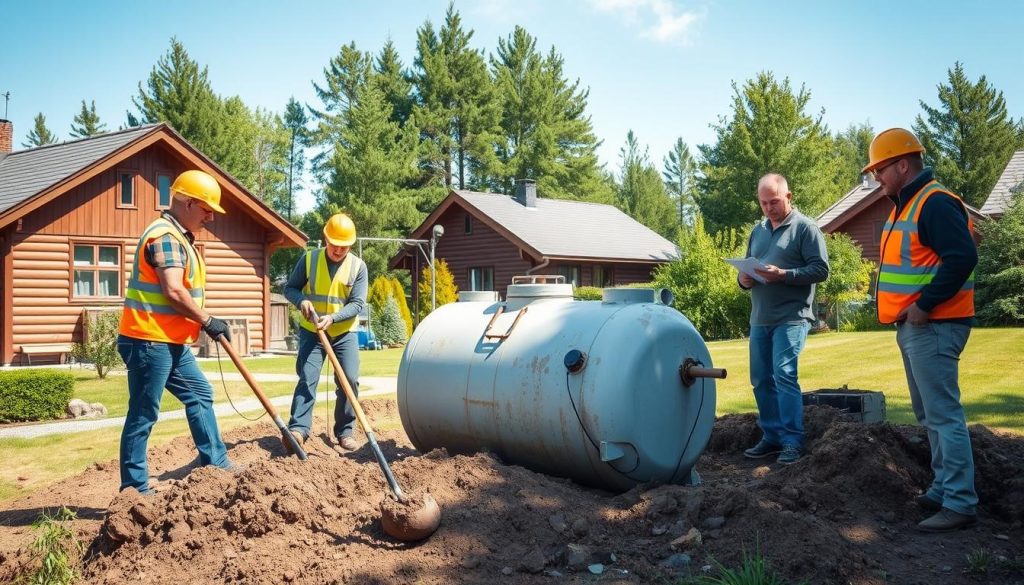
[298, 249, 362, 337]
[876, 181, 974, 324]
[119, 217, 207, 343]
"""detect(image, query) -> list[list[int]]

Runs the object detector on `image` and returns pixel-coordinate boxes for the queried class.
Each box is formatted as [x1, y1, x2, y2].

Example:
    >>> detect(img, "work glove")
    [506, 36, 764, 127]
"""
[202, 316, 232, 341]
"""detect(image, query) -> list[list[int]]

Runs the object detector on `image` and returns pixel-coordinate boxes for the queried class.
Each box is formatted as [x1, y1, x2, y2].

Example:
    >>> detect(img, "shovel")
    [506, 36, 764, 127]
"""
[309, 309, 441, 542]
[216, 335, 307, 460]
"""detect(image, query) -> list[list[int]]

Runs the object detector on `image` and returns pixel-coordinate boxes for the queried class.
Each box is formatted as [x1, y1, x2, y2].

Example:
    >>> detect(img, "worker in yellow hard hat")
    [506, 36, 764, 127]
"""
[282, 213, 368, 453]
[867, 128, 979, 533]
[117, 169, 239, 494]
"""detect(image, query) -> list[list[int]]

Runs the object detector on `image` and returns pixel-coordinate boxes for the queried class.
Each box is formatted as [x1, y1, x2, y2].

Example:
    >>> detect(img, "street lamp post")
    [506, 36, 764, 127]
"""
[429, 224, 444, 311]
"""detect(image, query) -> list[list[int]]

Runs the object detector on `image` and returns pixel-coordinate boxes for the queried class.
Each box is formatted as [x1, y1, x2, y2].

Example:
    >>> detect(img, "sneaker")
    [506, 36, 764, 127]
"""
[916, 508, 977, 533]
[914, 493, 942, 513]
[337, 436, 359, 451]
[776, 444, 802, 465]
[220, 462, 247, 475]
[743, 439, 782, 459]
[281, 430, 305, 455]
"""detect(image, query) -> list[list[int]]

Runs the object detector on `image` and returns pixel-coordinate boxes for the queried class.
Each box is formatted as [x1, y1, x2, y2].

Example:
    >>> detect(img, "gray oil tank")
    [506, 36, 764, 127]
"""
[397, 277, 724, 492]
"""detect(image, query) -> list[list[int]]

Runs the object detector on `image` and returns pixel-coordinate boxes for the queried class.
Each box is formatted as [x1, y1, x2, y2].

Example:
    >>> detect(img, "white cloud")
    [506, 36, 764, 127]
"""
[589, 0, 702, 45]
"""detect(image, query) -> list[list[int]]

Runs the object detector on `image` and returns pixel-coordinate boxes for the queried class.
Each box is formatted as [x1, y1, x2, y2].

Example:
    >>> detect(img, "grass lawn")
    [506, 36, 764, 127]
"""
[1, 329, 1019, 504]
[708, 327, 1024, 432]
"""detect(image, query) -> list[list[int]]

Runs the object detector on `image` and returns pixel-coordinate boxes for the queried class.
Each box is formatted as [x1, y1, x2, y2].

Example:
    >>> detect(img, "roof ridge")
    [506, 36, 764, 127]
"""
[9, 123, 162, 155]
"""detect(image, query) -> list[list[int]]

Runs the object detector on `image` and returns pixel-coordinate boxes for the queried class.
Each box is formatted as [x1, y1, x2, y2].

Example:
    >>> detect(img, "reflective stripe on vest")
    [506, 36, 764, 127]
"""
[876, 181, 974, 324]
[299, 249, 361, 337]
[119, 217, 207, 343]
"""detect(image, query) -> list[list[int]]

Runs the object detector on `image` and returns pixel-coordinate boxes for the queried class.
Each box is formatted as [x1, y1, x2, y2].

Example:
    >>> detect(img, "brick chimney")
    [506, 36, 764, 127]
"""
[0, 120, 12, 154]
[514, 178, 537, 208]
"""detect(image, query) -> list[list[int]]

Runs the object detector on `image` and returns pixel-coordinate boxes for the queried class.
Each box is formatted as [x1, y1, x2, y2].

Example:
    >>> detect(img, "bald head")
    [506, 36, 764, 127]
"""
[757, 173, 793, 228]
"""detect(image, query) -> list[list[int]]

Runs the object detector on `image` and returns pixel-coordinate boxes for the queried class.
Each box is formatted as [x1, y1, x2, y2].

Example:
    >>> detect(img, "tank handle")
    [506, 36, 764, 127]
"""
[679, 357, 727, 387]
[483, 305, 529, 340]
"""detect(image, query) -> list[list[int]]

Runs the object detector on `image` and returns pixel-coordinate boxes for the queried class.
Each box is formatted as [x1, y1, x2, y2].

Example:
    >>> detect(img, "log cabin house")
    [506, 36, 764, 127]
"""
[390, 179, 679, 307]
[0, 120, 306, 365]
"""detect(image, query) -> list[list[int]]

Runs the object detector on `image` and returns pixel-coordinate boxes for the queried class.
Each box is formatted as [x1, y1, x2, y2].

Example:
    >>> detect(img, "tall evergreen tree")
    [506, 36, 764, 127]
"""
[23, 113, 58, 147]
[133, 38, 223, 154]
[696, 72, 839, 234]
[374, 40, 415, 127]
[913, 62, 1024, 208]
[489, 26, 612, 203]
[618, 131, 678, 240]
[283, 97, 309, 221]
[70, 100, 107, 138]
[663, 137, 698, 227]
[309, 42, 373, 184]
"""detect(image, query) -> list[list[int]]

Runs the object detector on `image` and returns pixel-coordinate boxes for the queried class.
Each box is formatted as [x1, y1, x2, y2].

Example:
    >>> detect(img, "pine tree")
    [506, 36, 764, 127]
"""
[663, 137, 699, 227]
[387, 276, 414, 336]
[374, 40, 415, 127]
[489, 26, 612, 203]
[376, 296, 408, 346]
[70, 100, 107, 138]
[913, 62, 1024, 208]
[22, 113, 58, 147]
[618, 131, 678, 240]
[283, 97, 309, 221]
[697, 72, 840, 234]
[417, 259, 458, 322]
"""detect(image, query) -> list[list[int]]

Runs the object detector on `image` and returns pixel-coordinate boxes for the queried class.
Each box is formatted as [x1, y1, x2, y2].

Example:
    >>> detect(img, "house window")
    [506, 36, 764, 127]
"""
[464, 214, 473, 234]
[117, 169, 138, 208]
[468, 267, 494, 291]
[157, 172, 173, 209]
[556, 265, 581, 287]
[592, 265, 615, 287]
[72, 243, 122, 299]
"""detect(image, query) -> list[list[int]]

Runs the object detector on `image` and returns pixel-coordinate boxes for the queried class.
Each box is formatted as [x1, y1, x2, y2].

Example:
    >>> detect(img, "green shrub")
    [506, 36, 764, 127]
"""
[70, 310, 123, 378]
[376, 296, 407, 346]
[0, 370, 75, 422]
[837, 300, 889, 332]
[573, 286, 604, 301]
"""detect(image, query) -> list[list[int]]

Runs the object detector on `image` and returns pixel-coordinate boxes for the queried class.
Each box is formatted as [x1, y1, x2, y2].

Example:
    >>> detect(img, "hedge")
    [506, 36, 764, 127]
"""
[0, 370, 75, 422]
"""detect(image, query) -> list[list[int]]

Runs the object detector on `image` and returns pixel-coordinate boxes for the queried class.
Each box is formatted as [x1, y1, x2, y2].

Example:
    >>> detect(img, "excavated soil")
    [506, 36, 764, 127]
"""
[2, 401, 1023, 584]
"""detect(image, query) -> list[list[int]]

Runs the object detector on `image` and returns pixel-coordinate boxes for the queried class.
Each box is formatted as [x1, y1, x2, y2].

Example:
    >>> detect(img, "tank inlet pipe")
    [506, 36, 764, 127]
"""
[679, 358, 727, 387]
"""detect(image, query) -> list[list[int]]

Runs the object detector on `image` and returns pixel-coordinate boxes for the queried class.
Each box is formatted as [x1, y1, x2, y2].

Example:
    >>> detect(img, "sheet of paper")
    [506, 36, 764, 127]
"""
[725, 257, 768, 284]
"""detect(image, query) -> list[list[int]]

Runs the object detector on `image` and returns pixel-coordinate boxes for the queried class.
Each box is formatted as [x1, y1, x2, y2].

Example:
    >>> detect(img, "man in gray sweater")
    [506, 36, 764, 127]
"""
[738, 173, 829, 464]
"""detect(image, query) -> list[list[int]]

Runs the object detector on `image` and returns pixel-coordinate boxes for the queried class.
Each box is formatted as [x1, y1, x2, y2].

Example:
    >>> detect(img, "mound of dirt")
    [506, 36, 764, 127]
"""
[2, 402, 1023, 584]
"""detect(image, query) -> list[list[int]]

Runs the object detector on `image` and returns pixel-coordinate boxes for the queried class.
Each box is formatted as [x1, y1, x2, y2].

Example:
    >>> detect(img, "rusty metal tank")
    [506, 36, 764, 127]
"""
[397, 276, 724, 492]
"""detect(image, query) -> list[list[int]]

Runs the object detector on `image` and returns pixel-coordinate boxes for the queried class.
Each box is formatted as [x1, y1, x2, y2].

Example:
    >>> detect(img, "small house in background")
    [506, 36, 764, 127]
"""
[981, 149, 1024, 220]
[389, 179, 679, 310]
[0, 120, 306, 365]
[816, 176, 986, 264]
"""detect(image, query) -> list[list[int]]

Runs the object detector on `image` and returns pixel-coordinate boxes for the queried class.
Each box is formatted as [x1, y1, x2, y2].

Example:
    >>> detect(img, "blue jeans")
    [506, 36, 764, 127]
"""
[117, 335, 231, 493]
[288, 328, 359, 439]
[749, 322, 810, 448]
[897, 321, 977, 515]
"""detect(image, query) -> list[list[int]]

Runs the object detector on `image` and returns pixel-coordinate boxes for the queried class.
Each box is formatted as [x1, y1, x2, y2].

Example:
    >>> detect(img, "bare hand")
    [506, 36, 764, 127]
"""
[897, 303, 930, 326]
[738, 272, 756, 288]
[754, 264, 787, 284]
[299, 300, 315, 321]
[315, 314, 332, 331]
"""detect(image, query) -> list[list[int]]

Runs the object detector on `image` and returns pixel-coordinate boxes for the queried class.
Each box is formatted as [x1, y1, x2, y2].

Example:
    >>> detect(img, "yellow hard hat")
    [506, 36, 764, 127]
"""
[171, 170, 225, 213]
[863, 128, 925, 173]
[323, 213, 357, 246]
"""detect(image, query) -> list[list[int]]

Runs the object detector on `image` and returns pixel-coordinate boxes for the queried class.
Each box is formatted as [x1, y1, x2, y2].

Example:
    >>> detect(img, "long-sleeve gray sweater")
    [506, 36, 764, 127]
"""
[741, 209, 829, 326]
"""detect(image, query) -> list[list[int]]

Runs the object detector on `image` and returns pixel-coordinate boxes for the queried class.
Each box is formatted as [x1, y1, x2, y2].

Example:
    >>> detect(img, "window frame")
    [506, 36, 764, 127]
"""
[464, 213, 473, 234]
[115, 168, 139, 209]
[69, 240, 124, 302]
[155, 170, 174, 210]
[468, 266, 495, 291]
[556, 264, 582, 287]
[592, 265, 615, 287]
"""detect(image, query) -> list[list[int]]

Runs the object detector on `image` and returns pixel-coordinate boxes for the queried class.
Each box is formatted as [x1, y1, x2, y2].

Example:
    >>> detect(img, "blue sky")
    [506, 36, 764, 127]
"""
[3, 0, 1022, 212]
